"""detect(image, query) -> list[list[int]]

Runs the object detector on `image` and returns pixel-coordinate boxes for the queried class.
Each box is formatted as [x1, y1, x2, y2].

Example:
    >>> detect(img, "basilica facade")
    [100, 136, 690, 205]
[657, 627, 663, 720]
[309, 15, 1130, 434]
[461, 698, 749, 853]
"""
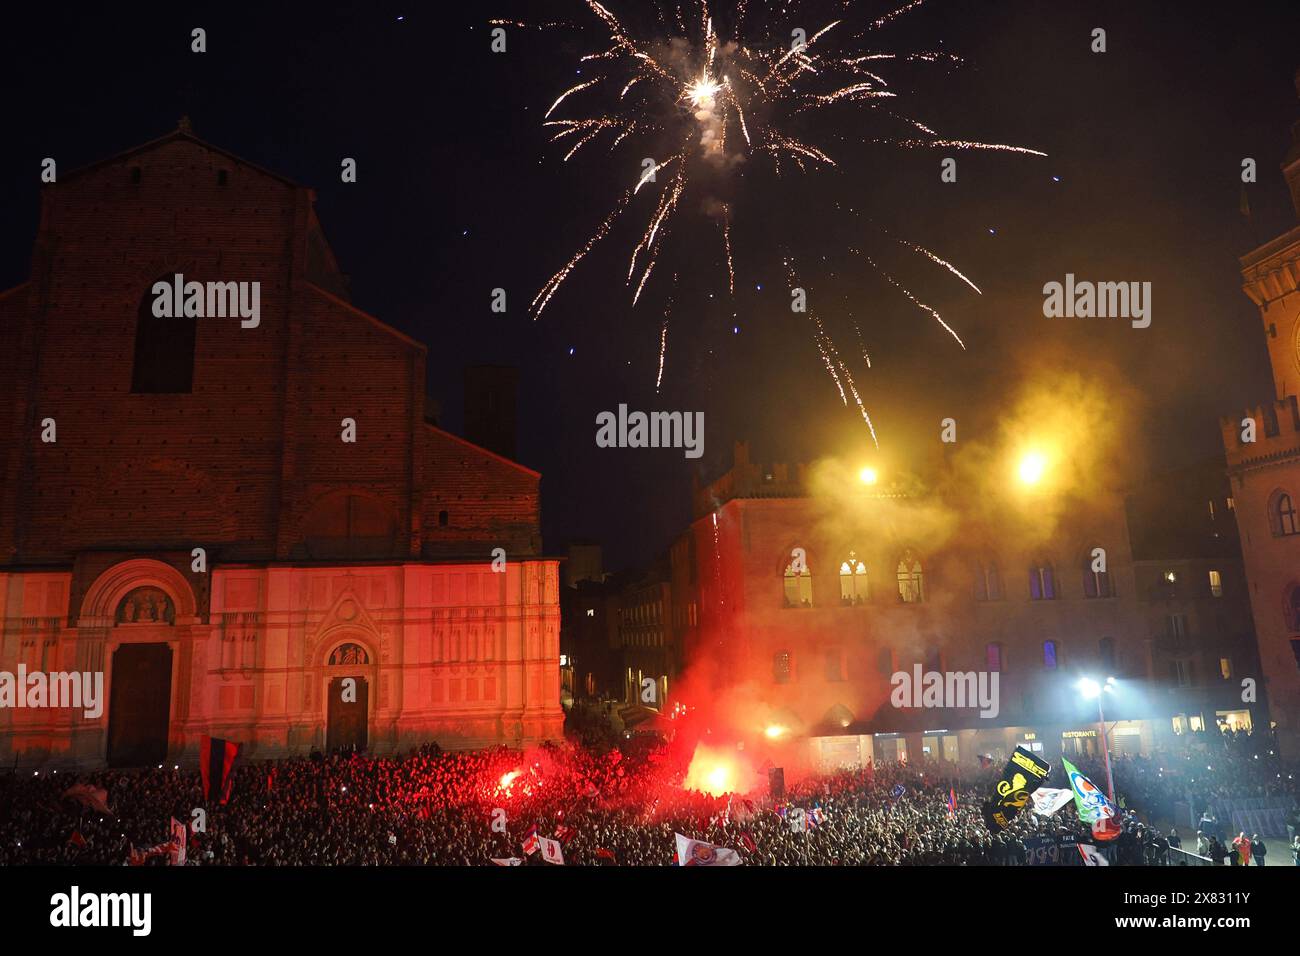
[0, 123, 563, 768]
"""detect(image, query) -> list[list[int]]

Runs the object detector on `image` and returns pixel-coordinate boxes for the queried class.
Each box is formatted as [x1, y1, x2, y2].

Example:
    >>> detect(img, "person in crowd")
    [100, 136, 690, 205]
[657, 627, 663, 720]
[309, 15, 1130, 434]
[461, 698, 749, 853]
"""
[1250, 833, 1266, 867]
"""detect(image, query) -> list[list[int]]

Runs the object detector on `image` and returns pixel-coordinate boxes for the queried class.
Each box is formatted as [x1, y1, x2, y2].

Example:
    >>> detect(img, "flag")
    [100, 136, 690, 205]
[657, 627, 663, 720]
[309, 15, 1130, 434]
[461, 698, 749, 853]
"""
[200, 735, 240, 805]
[63, 783, 112, 816]
[982, 746, 1051, 833]
[1092, 815, 1123, 842]
[491, 857, 523, 866]
[947, 787, 957, 819]
[674, 833, 743, 866]
[554, 824, 576, 846]
[890, 784, 906, 799]
[522, 824, 540, 856]
[739, 831, 757, 854]
[1078, 842, 1109, 866]
[169, 817, 188, 866]
[594, 847, 618, 864]
[1061, 757, 1117, 824]
[67, 830, 87, 850]
[539, 836, 565, 865]
[1030, 787, 1075, 817]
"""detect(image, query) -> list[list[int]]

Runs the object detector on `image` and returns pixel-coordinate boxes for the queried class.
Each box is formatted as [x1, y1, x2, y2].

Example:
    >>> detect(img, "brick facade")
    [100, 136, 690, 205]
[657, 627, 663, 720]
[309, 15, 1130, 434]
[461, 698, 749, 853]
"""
[0, 127, 562, 768]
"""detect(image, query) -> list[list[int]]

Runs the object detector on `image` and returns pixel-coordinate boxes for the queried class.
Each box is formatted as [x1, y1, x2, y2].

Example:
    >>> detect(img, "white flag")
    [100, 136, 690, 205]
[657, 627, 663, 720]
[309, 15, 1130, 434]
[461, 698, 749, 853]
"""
[539, 836, 565, 865]
[490, 857, 524, 866]
[1030, 787, 1075, 817]
[674, 833, 743, 866]
[1078, 843, 1109, 866]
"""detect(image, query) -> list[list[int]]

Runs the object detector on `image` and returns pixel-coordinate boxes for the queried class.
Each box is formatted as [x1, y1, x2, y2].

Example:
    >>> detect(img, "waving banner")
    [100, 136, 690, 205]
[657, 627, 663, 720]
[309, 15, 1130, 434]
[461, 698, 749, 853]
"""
[982, 746, 1051, 833]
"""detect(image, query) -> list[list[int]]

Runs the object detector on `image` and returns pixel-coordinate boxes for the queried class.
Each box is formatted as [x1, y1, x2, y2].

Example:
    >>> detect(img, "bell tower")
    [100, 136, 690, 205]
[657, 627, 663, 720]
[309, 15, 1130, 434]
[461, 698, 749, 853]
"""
[1241, 67, 1300, 401]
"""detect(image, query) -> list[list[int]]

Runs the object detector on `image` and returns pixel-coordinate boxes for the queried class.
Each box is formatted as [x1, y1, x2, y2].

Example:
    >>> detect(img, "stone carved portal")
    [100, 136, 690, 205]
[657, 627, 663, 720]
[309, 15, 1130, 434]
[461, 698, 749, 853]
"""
[116, 587, 175, 625]
[328, 642, 369, 666]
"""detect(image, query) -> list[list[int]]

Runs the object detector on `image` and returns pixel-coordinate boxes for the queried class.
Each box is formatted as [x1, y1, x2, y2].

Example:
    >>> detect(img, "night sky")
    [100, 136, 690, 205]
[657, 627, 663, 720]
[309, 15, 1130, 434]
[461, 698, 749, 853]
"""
[3, 1, 1298, 570]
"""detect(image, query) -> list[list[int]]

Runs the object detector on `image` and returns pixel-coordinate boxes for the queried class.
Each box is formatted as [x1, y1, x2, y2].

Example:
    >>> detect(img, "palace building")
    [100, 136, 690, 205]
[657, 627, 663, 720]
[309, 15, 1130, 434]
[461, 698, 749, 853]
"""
[1222, 69, 1300, 758]
[666, 443, 1261, 770]
[0, 122, 563, 769]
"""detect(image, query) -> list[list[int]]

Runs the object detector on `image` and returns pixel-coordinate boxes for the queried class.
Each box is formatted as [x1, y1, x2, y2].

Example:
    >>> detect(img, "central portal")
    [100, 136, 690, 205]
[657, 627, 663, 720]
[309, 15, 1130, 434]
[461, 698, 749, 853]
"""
[326, 676, 369, 753]
[107, 643, 173, 767]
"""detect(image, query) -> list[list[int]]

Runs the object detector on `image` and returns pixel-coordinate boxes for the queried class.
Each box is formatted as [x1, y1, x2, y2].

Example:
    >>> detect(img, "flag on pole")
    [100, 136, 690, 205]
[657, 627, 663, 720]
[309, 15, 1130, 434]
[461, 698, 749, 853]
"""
[554, 824, 576, 846]
[947, 787, 957, 819]
[62, 783, 112, 816]
[539, 836, 565, 865]
[1061, 757, 1117, 824]
[522, 824, 540, 856]
[199, 735, 240, 805]
[673, 833, 743, 866]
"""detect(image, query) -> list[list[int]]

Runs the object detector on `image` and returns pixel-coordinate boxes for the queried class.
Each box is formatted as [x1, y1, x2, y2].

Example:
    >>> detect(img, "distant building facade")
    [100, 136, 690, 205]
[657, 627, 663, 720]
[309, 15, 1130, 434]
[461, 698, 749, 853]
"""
[0, 125, 563, 769]
[671, 442, 1262, 770]
[1222, 69, 1300, 757]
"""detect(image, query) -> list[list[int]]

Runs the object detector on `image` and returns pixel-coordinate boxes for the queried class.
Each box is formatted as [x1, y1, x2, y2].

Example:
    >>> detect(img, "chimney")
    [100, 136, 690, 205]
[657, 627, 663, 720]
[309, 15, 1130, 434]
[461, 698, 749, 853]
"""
[463, 365, 518, 460]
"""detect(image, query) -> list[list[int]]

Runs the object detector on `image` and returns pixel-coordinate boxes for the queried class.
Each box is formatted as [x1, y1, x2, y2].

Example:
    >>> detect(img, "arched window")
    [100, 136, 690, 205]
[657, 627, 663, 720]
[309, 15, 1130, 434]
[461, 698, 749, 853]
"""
[839, 552, 867, 604]
[1099, 636, 1115, 671]
[1043, 640, 1058, 669]
[976, 560, 1002, 601]
[1029, 562, 1056, 600]
[131, 274, 197, 393]
[773, 651, 792, 684]
[1082, 551, 1113, 598]
[784, 556, 812, 607]
[1285, 584, 1300, 632]
[986, 642, 1004, 672]
[896, 550, 924, 603]
[1275, 493, 1299, 536]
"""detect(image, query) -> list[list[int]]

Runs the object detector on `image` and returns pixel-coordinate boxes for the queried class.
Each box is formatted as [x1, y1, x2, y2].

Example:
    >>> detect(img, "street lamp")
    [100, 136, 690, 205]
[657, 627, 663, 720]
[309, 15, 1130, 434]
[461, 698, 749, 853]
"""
[1078, 676, 1117, 801]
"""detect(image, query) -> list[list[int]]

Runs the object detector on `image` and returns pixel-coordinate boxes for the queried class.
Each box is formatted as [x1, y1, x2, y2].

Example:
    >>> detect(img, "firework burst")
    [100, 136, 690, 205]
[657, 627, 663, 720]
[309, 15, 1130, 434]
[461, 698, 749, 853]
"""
[503, 0, 1043, 443]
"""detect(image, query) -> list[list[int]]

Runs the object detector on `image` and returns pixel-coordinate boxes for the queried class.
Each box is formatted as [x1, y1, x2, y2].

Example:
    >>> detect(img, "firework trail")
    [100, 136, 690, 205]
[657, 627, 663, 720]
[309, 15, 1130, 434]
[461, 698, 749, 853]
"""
[503, 0, 1043, 429]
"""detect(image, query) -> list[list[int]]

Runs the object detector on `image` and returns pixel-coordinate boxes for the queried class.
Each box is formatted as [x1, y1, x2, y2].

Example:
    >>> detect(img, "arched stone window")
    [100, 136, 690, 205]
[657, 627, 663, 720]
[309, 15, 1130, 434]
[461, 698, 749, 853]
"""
[1272, 491, 1299, 537]
[839, 552, 867, 604]
[976, 560, 1002, 601]
[1030, 561, 1056, 600]
[1082, 550, 1114, 598]
[896, 550, 923, 604]
[131, 274, 197, 393]
[783, 554, 812, 607]
[1284, 584, 1300, 632]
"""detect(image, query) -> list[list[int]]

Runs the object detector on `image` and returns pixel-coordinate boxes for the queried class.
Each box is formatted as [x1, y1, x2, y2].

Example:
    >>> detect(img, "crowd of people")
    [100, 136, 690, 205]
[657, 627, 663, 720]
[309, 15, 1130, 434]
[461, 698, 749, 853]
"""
[0, 725, 1294, 867]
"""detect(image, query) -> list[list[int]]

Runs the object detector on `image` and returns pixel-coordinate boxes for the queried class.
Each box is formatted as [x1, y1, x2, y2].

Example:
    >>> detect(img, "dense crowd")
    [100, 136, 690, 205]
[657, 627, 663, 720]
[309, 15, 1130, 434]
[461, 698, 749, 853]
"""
[1, 726, 1294, 867]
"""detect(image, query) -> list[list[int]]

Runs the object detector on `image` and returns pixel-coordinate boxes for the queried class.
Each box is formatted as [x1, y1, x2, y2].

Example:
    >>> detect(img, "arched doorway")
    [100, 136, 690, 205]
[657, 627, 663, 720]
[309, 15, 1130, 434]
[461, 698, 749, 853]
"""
[107, 643, 173, 767]
[325, 641, 371, 753]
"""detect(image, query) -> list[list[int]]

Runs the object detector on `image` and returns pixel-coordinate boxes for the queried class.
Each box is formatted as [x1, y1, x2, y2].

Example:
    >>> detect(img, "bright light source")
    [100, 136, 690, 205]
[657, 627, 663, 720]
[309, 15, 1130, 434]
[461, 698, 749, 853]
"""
[765, 724, 788, 739]
[1018, 451, 1047, 485]
[1078, 677, 1101, 699]
[859, 467, 878, 485]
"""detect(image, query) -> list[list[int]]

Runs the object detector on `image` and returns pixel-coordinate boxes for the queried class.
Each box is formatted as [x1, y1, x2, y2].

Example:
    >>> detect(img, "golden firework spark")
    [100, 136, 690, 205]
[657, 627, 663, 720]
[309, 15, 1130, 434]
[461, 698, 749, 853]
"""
[502, 0, 1043, 429]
